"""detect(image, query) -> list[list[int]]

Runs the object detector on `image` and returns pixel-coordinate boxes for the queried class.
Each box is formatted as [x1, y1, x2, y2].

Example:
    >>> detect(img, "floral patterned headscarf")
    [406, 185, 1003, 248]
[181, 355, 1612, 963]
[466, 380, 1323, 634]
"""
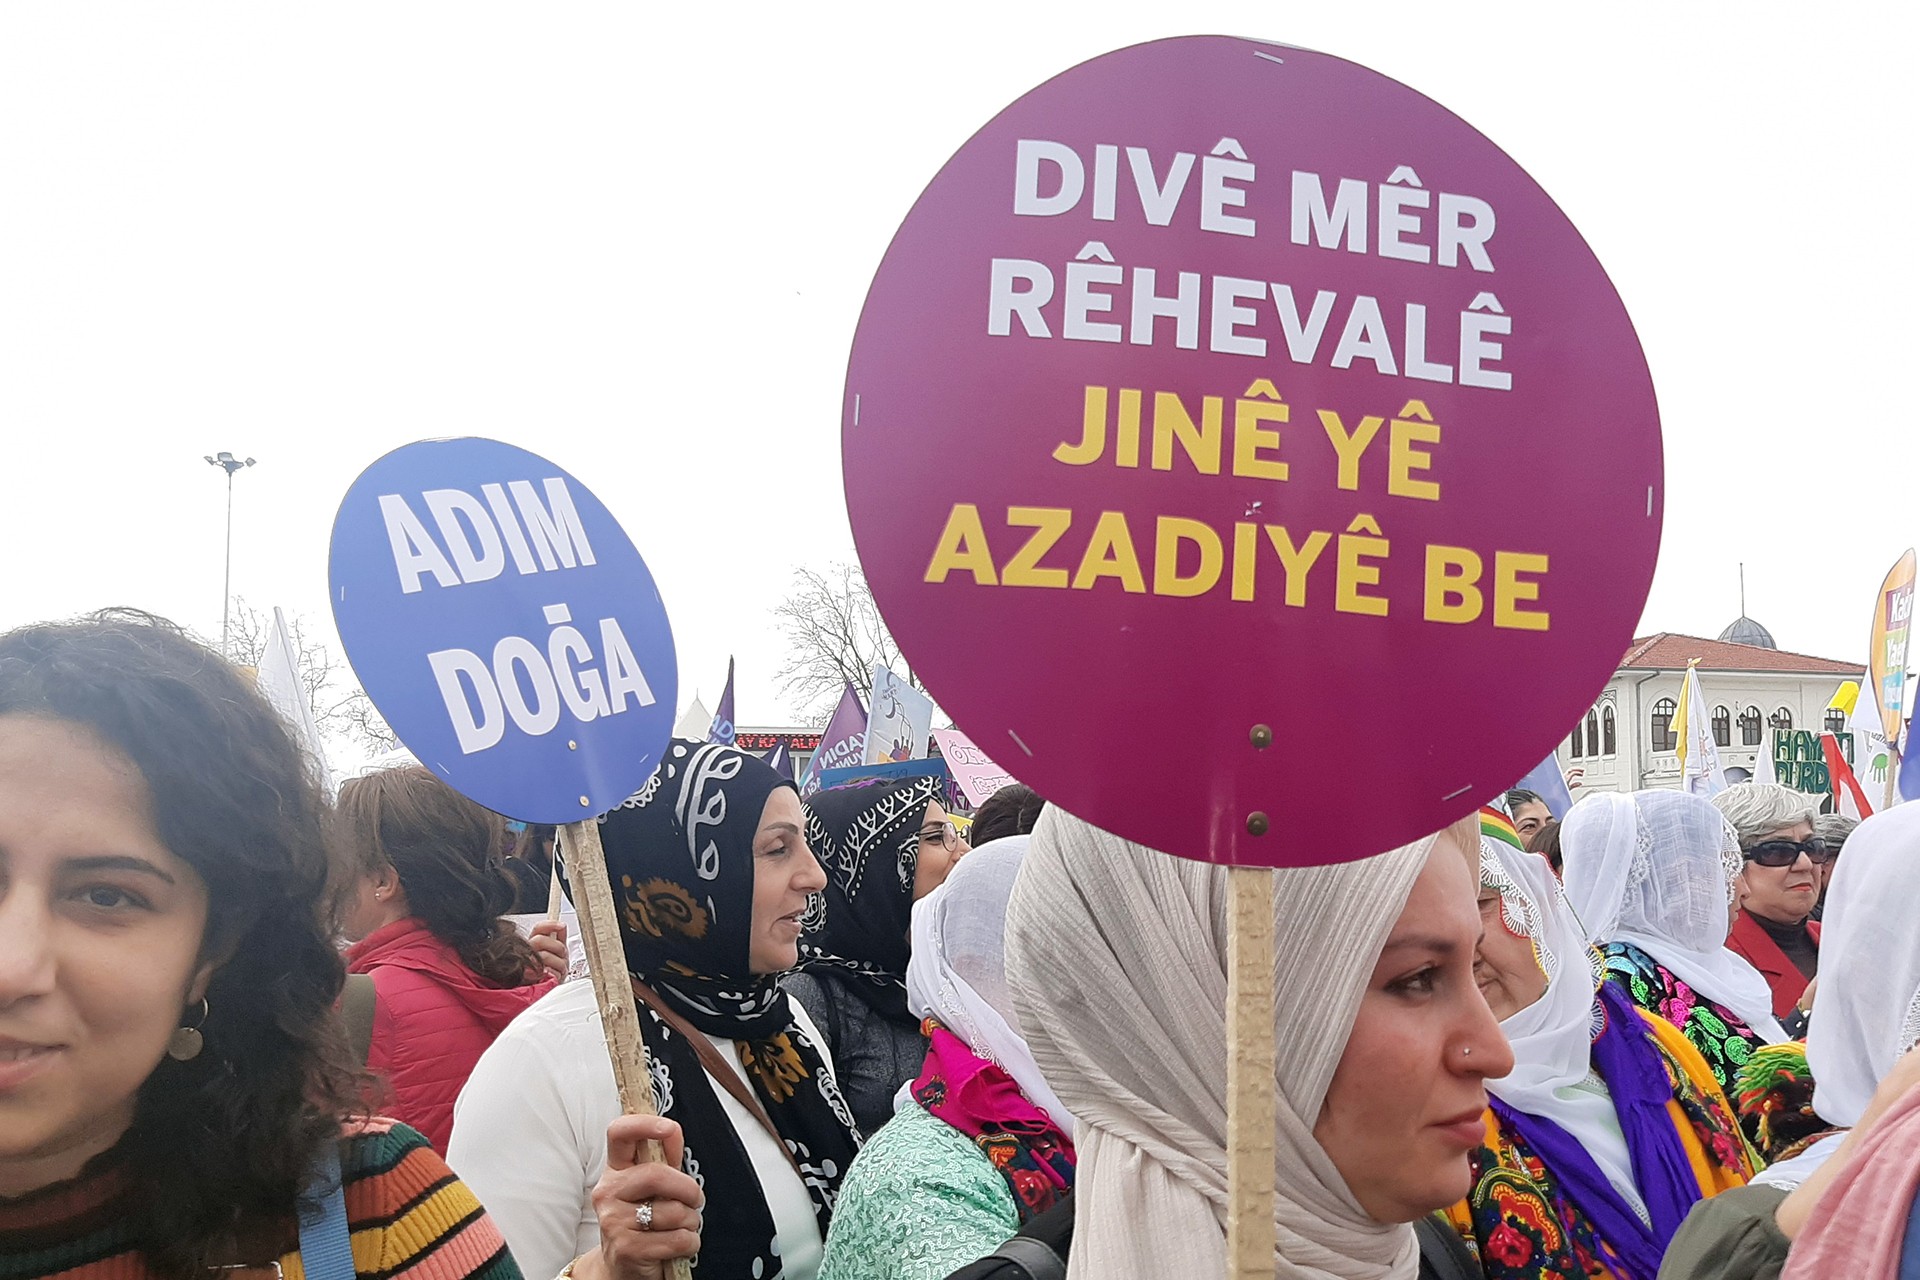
[595, 739, 861, 1278]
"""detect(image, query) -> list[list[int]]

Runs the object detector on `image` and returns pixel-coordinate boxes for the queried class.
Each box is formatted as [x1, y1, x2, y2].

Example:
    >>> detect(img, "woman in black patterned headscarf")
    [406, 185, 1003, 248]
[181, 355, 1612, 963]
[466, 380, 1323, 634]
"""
[785, 776, 970, 1137]
[447, 739, 862, 1280]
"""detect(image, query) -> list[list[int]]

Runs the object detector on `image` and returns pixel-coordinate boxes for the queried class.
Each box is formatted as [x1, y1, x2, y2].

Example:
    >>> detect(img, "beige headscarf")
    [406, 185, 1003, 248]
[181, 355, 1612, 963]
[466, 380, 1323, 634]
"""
[1005, 806, 1436, 1279]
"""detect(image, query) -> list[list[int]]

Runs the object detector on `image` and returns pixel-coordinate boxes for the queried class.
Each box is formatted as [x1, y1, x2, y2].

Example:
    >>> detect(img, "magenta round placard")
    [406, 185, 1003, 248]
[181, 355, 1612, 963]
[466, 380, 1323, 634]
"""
[843, 35, 1662, 868]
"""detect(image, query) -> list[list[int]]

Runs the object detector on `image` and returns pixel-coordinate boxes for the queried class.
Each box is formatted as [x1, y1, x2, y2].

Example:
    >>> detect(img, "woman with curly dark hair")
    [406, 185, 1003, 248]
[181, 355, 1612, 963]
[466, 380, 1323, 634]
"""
[334, 766, 561, 1152]
[0, 611, 703, 1280]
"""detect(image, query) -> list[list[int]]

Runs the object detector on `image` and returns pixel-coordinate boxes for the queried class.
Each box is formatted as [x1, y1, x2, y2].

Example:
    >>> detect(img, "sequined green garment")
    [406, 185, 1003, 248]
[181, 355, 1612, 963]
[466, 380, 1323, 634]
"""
[818, 1102, 1020, 1280]
[1600, 941, 1767, 1096]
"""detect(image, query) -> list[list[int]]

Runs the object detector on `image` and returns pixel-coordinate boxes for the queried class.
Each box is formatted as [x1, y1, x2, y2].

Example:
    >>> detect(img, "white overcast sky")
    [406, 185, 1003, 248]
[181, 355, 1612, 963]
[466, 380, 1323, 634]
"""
[3, 3, 1914, 742]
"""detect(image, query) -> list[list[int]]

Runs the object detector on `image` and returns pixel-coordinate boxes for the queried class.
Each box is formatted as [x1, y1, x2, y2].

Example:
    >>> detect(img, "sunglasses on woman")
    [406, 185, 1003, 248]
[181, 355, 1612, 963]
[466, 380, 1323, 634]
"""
[1743, 838, 1834, 868]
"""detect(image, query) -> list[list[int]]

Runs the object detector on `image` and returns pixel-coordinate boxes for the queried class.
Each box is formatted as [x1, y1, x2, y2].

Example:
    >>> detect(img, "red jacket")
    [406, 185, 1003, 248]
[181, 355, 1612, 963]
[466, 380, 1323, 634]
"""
[347, 917, 556, 1152]
[1726, 910, 1821, 1019]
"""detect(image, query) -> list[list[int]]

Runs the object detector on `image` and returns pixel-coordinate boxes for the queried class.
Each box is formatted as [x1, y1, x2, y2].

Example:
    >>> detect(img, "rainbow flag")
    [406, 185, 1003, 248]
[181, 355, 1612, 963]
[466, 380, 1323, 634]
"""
[1480, 807, 1525, 852]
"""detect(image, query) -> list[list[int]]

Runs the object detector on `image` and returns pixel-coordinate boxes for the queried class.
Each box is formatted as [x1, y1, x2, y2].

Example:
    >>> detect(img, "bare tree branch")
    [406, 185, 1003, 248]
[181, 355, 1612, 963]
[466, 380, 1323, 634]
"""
[226, 595, 403, 756]
[321, 688, 404, 755]
[772, 564, 923, 722]
[227, 597, 336, 709]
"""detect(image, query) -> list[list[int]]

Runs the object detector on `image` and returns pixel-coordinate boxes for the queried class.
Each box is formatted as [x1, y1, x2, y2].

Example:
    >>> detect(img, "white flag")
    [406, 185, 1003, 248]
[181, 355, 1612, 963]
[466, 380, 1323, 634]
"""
[257, 607, 331, 790]
[1751, 729, 1779, 786]
[1674, 663, 1726, 796]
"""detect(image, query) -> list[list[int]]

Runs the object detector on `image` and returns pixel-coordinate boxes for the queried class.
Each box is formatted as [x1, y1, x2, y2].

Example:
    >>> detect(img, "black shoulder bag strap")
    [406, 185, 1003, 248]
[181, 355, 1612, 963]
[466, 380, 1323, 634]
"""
[342, 972, 377, 1067]
[944, 1192, 1072, 1280]
[1413, 1212, 1479, 1280]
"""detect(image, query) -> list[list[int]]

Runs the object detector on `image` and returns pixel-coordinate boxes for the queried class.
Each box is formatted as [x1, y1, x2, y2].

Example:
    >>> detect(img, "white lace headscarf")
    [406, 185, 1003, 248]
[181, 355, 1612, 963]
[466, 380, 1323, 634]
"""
[1476, 832, 1655, 1215]
[1005, 806, 1437, 1280]
[1560, 790, 1787, 1042]
[905, 835, 1072, 1132]
[1759, 801, 1920, 1188]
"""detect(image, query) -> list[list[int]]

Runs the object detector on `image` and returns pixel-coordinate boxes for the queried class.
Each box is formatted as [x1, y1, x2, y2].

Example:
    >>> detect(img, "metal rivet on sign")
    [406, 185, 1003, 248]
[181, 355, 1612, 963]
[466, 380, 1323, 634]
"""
[568, 740, 578, 750]
[1246, 812, 1270, 836]
[579, 795, 591, 807]
[1249, 724, 1273, 749]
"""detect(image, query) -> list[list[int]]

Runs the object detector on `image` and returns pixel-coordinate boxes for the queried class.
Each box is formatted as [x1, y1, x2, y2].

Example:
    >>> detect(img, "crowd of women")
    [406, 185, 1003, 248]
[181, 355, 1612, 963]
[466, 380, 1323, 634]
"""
[3, 609, 1919, 1280]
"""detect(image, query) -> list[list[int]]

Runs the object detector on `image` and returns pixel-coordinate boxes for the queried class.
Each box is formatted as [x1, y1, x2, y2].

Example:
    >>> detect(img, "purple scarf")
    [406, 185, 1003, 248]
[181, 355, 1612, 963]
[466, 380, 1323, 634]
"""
[1490, 983, 1703, 1280]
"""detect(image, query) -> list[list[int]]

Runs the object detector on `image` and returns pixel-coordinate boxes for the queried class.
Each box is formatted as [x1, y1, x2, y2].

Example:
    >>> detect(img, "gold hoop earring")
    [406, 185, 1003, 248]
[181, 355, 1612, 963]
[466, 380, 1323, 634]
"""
[168, 998, 209, 1061]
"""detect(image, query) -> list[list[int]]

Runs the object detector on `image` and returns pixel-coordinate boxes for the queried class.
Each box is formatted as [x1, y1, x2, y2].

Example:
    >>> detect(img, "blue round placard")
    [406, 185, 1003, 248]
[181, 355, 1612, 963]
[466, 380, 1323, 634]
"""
[329, 438, 678, 823]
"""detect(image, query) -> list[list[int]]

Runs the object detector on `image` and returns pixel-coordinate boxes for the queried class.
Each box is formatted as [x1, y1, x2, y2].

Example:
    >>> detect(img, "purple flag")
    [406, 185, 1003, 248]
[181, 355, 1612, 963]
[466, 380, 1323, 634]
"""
[762, 739, 793, 780]
[707, 657, 736, 745]
[799, 682, 868, 797]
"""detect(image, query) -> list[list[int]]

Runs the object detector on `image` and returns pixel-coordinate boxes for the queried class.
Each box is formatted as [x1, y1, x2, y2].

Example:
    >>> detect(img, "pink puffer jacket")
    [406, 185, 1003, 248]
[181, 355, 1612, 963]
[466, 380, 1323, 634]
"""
[346, 917, 556, 1152]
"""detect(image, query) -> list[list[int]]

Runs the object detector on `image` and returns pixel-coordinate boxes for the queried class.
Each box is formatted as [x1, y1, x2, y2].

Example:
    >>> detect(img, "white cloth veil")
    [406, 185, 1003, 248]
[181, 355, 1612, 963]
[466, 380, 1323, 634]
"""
[1758, 801, 1920, 1188]
[905, 834, 1072, 1133]
[1476, 833, 1649, 1218]
[1006, 807, 1435, 1279]
[1560, 790, 1787, 1042]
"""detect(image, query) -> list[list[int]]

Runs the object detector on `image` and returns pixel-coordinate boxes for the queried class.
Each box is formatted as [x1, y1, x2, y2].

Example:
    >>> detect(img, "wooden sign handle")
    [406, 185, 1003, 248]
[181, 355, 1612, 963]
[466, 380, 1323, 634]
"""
[558, 819, 693, 1280]
[1225, 864, 1278, 1279]
[545, 854, 564, 923]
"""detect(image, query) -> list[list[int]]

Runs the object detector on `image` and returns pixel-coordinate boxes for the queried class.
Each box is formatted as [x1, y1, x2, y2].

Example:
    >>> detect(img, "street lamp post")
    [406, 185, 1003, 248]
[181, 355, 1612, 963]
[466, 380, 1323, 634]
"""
[204, 451, 256, 657]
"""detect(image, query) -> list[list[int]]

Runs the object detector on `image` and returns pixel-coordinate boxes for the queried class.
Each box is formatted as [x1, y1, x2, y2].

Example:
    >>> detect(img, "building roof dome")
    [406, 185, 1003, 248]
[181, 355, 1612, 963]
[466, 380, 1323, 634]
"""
[1717, 616, 1778, 649]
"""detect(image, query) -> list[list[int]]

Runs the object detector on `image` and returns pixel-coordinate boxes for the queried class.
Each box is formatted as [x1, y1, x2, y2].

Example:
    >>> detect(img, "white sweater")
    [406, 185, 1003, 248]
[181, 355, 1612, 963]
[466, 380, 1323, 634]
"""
[447, 977, 830, 1280]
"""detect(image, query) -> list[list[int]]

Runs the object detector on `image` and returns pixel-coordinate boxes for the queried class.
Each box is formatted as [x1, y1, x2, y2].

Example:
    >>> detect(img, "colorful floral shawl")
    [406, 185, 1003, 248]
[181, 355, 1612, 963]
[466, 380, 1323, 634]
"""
[1444, 1002, 1755, 1279]
[910, 1018, 1075, 1223]
[1733, 1040, 1841, 1167]
[1602, 940, 1771, 1098]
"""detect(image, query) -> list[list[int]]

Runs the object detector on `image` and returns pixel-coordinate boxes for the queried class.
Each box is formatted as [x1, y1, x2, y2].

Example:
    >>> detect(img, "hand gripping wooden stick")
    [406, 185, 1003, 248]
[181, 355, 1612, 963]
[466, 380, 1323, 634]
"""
[558, 819, 694, 1280]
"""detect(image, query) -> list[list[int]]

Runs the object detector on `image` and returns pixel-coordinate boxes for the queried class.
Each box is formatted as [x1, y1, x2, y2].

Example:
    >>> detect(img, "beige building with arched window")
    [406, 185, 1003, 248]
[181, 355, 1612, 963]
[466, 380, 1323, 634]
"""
[1556, 620, 1861, 798]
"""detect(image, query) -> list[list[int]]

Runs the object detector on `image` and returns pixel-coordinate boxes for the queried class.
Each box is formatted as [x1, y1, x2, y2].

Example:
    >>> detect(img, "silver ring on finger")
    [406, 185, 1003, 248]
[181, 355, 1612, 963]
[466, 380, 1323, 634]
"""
[634, 1200, 655, 1232]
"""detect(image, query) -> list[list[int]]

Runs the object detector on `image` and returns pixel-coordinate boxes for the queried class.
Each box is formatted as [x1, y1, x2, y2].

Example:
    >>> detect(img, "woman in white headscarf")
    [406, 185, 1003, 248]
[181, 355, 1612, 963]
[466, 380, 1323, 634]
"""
[1560, 790, 1789, 1101]
[1443, 815, 1754, 1280]
[1782, 799, 1920, 1182]
[1660, 801, 1920, 1280]
[1003, 806, 1513, 1279]
[816, 836, 1076, 1280]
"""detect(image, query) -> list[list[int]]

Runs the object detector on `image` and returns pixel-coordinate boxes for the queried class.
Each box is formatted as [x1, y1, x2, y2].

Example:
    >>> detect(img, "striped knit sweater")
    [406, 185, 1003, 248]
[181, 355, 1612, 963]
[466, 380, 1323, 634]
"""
[0, 1119, 522, 1280]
